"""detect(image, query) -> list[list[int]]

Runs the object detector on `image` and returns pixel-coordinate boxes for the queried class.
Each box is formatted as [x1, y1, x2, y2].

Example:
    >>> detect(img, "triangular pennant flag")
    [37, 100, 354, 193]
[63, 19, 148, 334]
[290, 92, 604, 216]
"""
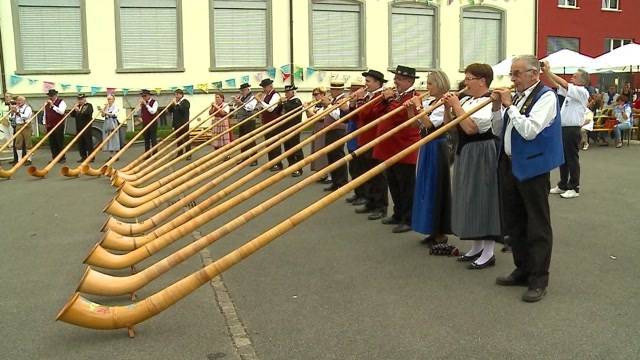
[106, 87, 116, 95]
[306, 67, 316, 78]
[28, 79, 38, 85]
[122, 88, 129, 96]
[282, 73, 292, 82]
[318, 71, 327, 82]
[212, 81, 223, 90]
[266, 67, 276, 78]
[60, 83, 71, 91]
[280, 64, 291, 75]
[169, 86, 178, 91]
[154, 87, 162, 96]
[342, 74, 351, 82]
[42, 81, 55, 92]
[9, 75, 22, 86]
[197, 83, 209, 93]
[294, 66, 304, 81]
[90, 86, 101, 96]
[76, 85, 84, 93]
[254, 72, 265, 82]
[240, 75, 250, 84]
[184, 85, 194, 95]
[225, 78, 236, 88]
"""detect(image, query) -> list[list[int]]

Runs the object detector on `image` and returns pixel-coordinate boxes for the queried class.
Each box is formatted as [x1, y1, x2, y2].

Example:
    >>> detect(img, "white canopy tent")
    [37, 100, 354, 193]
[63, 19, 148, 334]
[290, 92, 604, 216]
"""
[541, 49, 595, 74]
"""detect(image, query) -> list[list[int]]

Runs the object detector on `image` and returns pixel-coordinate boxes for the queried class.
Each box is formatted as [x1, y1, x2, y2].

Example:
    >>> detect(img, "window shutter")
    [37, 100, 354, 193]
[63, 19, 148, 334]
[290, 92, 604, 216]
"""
[213, 0, 268, 68]
[17, 0, 84, 71]
[462, 9, 502, 67]
[311, 2, 362, 68]
[391, 5, 435, 69]
[118, 0, 179, 69]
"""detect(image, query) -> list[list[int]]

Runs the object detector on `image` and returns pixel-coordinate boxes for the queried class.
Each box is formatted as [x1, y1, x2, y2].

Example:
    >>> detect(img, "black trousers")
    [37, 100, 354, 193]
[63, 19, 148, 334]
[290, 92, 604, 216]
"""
[325, 129, 348, 187]
[282, 129, 304, 167]
[499, 156, 553, 289]
[385, 163, 415, 225]
[264, 125, 283, 167]
[48, 125, 65, 159]
[558, 126, 581, 192]
[348, 155, 366, 198]
[11, 125, 18, 162]
[238, 119, 256, 153]
[174, 124, 191, 156]
[77, 126, 93, 159]
[144, 122, 158, 153]
[360, 150, 388, 211]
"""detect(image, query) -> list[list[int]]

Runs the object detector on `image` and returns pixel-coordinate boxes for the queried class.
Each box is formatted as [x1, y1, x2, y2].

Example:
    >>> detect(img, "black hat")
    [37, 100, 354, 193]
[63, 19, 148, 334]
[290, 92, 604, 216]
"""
[47, 89, 58, 96]
[239, 83, 251, 90]
[139, 89, 152, 96]
[174, 88, 184, 95]
[76, 93, 86, 99]
[361, 69, 388, 83]
[259, 78, 274, 87]
[390, 65, 419, 79]
[284, 85, 298, 92]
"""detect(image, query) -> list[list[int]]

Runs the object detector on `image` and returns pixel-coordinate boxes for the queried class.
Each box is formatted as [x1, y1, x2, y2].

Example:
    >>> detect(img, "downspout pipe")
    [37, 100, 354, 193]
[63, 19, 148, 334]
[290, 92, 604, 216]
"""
[289, 0, 294, 86]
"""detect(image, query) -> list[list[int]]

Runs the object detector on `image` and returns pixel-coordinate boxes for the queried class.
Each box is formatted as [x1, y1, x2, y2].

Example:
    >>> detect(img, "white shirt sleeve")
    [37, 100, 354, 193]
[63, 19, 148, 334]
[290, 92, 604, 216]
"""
[565, 84, 589, 106]
[244, 98, 257, 112]
[146, 100, 158, 115]
[53, 100, 66, 115]
[426, 103, 445, 128]
[223, 103, 231, 114]
[329, 107, 341, 120]
[260, 93, 280, 112]
[19, 106, 33, 122]
[505, 91, 558, 140]
[464, 98, 493, 133]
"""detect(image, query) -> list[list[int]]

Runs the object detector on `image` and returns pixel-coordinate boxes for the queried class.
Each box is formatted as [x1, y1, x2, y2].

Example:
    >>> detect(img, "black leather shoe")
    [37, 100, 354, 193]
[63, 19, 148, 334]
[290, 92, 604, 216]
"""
[59, 158, 66, 164]
[352, 197, 368, 206]
[345, 194, 358, 203]
[496, 273, 528, 287]
[270, 165, 283, 172]
[77, 158, 84, 163]
[321, 178, 333, 184]
[367, 210, 386, 220]
[323, 185, 338, 192]
[467, 256, 496, 270]
[522, 288, 547, 302]
[25, 160, 32, 166]
[381, 217, 400, 225]
[186, 156, 192, 161]
[421, 235, 448, 248]
[250, 161, 258, 166]
[291, 170, 303, 177]
[355, 206, 374, 214]
[457, 251, 482, 262]
[392, 224, 412, 233]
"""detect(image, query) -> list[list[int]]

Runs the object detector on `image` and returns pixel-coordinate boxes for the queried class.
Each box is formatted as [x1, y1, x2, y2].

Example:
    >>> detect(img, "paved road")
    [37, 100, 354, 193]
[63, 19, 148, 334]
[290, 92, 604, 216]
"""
[1, 141, 639, 360]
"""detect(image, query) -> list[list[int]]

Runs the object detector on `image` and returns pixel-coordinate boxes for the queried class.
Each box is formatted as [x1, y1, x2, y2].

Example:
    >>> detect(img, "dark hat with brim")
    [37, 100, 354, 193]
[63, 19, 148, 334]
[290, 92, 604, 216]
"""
[361, 69, 388, 83]
[140, 89, 152, 96]
[239, 83, 251, 90]
[259, 78, 274, 87]
[284, 85, 298, 92]
[76, 93, 86, 99]
[174, 88, 184, 95]
[47, 89, 58, 96]
[390, 65, 419, 79]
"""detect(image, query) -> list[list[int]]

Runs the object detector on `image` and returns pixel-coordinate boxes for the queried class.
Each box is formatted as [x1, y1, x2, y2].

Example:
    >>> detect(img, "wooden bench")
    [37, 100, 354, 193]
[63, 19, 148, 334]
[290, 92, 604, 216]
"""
[591, 126, 638, 146]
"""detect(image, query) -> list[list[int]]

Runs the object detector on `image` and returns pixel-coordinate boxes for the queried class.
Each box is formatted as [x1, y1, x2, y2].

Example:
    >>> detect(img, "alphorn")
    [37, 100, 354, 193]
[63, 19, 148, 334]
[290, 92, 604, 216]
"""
[116, 103, 213, 175]
[0, 105, 45, 153]
[80, 92, 429, 290]
[28, 109, 100, 178]
[61, 106, 140, 177]
[85, 100, 175, 177]
[0, 108, 74, 179]
[58, 93, 494, 336]
[102, 101, 323, 218]
[113, 101, 290, 199]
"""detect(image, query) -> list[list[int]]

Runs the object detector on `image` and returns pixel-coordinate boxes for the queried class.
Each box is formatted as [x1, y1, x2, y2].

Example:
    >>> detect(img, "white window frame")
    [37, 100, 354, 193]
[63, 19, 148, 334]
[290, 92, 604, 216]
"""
[606, 38, 632, 52]
[557, 0, 578, 8]
[11, 0, 89, 75]
[602, 0, 620, 10]
[209, 0, 272, 71]
[460, 6, 505, 70]
[309, 0, 366, 70]
[388, 1, 438, 71]
[114, 0, 185, 73]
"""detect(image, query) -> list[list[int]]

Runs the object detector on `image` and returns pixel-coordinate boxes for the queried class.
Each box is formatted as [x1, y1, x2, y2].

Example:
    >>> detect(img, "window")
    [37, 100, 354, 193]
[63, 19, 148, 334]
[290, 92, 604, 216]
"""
[558, 0, 577, 7]
[547, 37, 580, 54]
[310, 0, 364, 69]
[461, 7, 504, 68]
[211, 0, 270, 69]
[12, 0, 88, 74]
[602, 0, 619, 10]
[606, 38, 632, 51]
[116, 0, 183, 72]
[389, 2, 437, 70]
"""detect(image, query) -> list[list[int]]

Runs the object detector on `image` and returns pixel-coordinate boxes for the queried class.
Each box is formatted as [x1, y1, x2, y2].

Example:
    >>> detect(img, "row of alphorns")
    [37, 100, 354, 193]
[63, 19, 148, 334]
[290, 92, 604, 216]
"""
[52, 84, 495, 338]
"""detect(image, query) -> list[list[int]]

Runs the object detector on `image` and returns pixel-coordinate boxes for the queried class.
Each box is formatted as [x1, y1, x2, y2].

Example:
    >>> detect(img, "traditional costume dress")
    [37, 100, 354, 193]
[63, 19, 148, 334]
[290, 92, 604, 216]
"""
[211, 101, 231, 149]
[309, 102, 329, 172]
[102, 103, 120, 153]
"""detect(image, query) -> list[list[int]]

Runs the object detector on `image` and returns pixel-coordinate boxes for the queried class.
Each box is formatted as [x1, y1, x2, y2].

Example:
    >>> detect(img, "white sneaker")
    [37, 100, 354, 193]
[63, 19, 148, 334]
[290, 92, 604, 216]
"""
[560, 189, 580, 199]
[549, 186, 566, 194]
[582, 144, 589, 151]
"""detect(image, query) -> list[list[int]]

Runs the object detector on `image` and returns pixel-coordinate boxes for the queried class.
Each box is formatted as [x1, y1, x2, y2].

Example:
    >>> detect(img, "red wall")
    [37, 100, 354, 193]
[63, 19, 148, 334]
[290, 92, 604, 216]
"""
[537, 0, 640, 89]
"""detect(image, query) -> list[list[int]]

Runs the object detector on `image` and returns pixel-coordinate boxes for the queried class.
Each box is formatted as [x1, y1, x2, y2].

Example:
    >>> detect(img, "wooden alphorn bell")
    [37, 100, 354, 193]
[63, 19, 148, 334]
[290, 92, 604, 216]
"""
[0, 104, 44, 153]
[58, 92, 493, 338]
[61, 106, 140, 177]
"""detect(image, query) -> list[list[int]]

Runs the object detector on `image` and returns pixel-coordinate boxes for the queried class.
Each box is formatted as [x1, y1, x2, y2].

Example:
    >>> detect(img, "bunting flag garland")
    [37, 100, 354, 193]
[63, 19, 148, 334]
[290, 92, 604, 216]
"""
[122, 88, 129, 96]
[240, 75, 250, 84]
[294, 66, 304, 81]
[197, 83, 209, 93]
[60, 83, 71, 91]
[42, 81, 55, 92]
[9, 75, 22, 86]
[91, 86, 101, 96]
[106, 87, 116, 95]
[184, 85, 195, 95]
[254, 72, 265, 82]
[212, 81, 223, 90]
[306, 67, 316, 78]
[342, 74, 351, 83]
[266, 67, 276, 79]
[282, 72, 292, 82]
[318, 71, 327, 82]
[76, 85, 84, 93]
[154, 87, 162, 96]
[169, 86, 178, 91]
[28, 79, 38, 85]
[225, 78, 236, 88]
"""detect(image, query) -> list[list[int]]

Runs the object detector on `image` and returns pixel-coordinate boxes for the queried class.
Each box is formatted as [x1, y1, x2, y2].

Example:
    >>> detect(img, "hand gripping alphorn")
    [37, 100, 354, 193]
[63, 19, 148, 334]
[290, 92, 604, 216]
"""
[0, 108, 74, 179]
[110, 98, 257, 183]
[27, 111, 100, 178]
[108, 101, 264, 186]
[0, 105, 45, 153]
[107, 102, 317, 210]
[58, 93, 494, 337]
[116, 103, 213, 175]
[84, 100, 175, 177]
[102, 101, 322, 218]
[61, 106, 140, 177]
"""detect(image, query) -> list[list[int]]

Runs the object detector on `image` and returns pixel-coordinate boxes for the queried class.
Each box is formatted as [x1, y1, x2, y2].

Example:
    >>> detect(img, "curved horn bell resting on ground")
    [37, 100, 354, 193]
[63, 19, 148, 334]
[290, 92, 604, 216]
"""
[58, 95, 494, 336]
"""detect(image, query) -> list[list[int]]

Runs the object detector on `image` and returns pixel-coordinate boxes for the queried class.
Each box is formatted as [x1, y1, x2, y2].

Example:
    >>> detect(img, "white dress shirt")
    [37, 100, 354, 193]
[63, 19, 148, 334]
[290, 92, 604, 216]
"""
[43, 99, 66, 124]
[421, 97, 445, 128]
[558, 84, 588, 127]
[492, 81, 558, 156]
[145, 99, 158, 115]
[329, 93, 346, 120]
[13, 104, 33, 125]
[461, 96, 494, 134]
[259, 90, 280, 112]
[243, 95, 258, 112]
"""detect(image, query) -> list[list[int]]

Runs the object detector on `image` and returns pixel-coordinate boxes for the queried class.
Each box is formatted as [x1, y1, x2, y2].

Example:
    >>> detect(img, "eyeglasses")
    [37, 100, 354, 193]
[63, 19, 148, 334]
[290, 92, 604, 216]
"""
[509, 69, 536, 77]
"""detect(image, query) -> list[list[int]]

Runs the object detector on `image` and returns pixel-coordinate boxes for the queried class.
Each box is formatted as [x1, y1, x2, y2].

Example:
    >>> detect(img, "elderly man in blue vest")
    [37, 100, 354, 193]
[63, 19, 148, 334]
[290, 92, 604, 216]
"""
[491, 55, 564, 303]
